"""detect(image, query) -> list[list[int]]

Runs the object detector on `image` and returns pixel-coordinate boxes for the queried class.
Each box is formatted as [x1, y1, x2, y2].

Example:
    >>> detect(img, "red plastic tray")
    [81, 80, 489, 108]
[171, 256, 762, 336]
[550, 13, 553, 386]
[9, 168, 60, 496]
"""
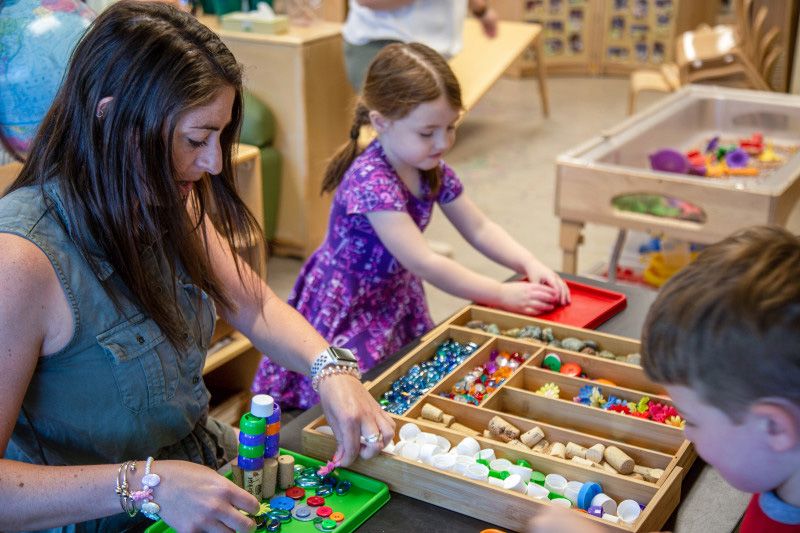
[522, 279, 627, 329]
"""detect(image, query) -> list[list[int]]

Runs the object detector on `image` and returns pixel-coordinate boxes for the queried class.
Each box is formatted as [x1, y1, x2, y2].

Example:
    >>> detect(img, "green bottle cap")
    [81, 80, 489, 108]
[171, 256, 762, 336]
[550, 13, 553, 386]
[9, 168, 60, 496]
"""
[516, 459, 532, 469]
[239, 412, 266, 435]
[476, 458, 490, 467]
[238, 443, 265, 458]
[531, 471, 546, 485]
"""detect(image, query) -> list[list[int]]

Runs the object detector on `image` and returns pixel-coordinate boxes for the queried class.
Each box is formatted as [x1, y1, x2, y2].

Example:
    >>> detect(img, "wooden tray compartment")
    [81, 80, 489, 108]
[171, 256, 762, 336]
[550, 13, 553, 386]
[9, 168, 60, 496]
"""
[527, 347, 667, 396]
[302, 305, 696, 532]
[367, 326, 492, 413]
[428, 337, 545, 406]
[443, 305, 641, 360]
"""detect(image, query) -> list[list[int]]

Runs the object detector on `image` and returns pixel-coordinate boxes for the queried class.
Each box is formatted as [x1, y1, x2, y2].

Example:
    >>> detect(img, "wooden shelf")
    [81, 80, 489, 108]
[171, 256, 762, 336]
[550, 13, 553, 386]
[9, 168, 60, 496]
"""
[204, 331, 253, 374]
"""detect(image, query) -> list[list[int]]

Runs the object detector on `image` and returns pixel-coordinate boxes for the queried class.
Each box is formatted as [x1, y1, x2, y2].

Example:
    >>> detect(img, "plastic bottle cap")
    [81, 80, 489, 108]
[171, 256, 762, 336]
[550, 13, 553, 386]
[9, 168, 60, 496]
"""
[236, 455, 264, 470]
[578, 482, 603, 510]
[239, 412, 267, 436]
[251, 394, 275, 418]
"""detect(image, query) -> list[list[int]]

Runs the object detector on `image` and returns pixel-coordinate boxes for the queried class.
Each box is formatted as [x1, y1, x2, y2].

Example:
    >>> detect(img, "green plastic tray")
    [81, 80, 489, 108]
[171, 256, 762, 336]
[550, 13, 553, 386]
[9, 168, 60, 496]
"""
[145, 448, 390, 533]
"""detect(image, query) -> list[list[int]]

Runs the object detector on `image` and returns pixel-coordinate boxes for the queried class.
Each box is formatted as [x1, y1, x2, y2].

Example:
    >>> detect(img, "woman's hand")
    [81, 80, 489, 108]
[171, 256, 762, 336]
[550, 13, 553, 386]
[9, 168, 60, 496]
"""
[317, 374, 396, 466]
[478, 6, 499, 38]
[525, 258, 571, 306]
[152, 460, 260, 533]
[498, 281, 558, 315]
[528, 506, 605, 533]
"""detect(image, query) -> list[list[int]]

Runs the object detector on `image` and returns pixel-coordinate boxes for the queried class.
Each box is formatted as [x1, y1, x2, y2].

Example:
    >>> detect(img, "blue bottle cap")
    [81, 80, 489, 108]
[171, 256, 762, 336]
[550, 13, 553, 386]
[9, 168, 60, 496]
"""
[577, 481, 603, 510]
[239, 431, 266, 446]
[237, 455, 264, 471]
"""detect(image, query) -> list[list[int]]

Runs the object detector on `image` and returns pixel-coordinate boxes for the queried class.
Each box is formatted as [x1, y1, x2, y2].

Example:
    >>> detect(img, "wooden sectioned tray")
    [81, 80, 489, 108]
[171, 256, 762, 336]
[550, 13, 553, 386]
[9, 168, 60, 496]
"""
[302, 306, 696, 532]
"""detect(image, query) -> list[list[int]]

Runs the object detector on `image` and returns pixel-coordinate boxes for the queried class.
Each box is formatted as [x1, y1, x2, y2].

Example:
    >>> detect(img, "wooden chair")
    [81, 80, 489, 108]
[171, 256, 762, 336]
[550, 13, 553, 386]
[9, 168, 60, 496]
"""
[628, 0, 782, 114]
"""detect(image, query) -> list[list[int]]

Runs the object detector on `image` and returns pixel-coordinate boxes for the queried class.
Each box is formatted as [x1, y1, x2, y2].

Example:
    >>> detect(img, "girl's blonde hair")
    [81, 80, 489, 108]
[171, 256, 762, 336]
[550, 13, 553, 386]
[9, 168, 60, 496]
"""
[321, 42, 462, 196]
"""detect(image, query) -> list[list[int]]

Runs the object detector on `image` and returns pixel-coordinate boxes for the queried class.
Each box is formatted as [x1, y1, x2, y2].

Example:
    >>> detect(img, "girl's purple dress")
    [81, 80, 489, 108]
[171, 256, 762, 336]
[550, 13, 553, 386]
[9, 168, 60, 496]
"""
[252, 140, 464, 408]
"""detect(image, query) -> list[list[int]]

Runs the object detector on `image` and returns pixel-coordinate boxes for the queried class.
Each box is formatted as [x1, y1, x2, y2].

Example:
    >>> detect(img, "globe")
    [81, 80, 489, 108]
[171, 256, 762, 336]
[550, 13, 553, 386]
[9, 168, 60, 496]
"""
[0, 0, 95, 159]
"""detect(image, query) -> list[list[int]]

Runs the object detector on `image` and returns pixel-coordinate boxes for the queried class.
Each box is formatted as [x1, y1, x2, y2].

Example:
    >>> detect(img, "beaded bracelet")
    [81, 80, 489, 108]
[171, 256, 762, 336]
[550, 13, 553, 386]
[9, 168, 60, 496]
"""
[135, 457, 163, 521]
[311, 364, 362, 392]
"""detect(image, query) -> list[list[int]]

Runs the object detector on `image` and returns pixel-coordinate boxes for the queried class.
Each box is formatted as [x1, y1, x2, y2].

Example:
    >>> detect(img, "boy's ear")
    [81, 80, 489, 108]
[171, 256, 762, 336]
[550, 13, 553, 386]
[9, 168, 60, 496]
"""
[369, 110, 390, 134]
[750, 399, 800, 453]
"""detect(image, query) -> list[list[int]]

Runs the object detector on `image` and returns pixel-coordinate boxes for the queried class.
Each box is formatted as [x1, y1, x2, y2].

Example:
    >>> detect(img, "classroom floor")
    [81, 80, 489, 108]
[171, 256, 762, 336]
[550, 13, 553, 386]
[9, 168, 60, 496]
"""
[265, 74, 800, 319]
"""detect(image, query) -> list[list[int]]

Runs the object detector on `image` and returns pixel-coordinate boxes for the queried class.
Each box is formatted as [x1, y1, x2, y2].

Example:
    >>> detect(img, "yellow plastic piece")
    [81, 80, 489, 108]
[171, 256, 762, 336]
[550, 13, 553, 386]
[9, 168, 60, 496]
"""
[758, 144, 783, 163]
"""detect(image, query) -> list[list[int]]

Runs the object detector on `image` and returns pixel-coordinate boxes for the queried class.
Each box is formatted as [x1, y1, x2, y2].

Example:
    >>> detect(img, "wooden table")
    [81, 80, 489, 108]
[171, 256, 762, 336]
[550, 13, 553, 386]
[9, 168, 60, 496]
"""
[452, 18, 548, 117]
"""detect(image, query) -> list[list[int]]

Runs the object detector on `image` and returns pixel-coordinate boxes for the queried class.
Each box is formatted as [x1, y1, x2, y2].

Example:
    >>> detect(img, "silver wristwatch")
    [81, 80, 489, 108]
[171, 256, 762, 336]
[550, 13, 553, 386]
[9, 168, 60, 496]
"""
[310, 346, 359, 379]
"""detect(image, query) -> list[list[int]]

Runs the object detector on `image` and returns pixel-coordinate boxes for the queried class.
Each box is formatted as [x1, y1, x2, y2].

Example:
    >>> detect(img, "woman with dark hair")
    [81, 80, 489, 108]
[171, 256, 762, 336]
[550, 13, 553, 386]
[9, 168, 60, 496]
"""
[0, 2, 393, 532]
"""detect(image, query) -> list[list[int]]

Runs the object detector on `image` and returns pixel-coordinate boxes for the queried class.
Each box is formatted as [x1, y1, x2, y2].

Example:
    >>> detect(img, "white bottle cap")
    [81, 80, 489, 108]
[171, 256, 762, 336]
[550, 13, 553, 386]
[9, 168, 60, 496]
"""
[251, 394, 274, 418]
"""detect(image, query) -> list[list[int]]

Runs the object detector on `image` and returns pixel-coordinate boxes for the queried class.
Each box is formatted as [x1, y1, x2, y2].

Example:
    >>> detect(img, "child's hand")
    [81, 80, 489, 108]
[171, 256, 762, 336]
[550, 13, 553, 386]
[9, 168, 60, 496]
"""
[498, 281, 558, 315]
[525, 259, 571, 306]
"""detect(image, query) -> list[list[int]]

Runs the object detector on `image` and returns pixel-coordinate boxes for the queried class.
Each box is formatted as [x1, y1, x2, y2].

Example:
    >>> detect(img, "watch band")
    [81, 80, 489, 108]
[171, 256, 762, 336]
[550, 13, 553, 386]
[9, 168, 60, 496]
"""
[310, 347, 358, 379]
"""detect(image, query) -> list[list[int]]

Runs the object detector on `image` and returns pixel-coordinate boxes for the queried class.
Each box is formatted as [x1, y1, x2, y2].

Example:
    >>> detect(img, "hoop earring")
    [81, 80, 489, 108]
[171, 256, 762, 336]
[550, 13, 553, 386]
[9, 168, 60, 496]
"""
[96, 109, 105, 119]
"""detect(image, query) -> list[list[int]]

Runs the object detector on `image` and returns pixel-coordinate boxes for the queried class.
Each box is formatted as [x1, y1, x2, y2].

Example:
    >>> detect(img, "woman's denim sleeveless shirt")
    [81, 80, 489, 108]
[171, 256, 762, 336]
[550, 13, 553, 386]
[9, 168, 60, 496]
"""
[0, 182, 237, 532]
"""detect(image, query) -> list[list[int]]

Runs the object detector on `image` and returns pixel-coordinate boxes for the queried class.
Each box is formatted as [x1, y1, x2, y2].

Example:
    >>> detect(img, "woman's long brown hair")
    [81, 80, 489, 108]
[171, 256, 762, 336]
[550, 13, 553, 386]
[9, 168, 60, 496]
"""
[9, 1, 264, 349]
[321, 42, 463, 197]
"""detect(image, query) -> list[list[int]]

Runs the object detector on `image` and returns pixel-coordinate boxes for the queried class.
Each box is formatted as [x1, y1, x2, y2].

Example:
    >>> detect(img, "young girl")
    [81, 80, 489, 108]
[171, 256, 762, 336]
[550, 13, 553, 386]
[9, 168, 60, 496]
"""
[253, 42, 569, 408]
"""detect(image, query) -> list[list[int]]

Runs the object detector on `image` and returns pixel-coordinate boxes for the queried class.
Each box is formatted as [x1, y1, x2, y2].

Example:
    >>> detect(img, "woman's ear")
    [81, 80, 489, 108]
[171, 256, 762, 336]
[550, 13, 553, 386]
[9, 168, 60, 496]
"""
[369, 110, 390, 134]
[750, 399, 800, 453]
[96, 96, 114, 119]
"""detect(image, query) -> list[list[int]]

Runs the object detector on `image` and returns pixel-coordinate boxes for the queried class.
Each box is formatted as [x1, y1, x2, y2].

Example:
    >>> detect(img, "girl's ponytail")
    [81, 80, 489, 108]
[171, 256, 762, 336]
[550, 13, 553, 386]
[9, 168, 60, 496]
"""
[321, 103, 371, 194]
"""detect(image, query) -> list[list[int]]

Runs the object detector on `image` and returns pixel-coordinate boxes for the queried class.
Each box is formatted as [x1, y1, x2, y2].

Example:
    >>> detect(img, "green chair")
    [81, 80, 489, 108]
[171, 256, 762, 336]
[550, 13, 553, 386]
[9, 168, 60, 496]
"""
[240, 90, 281, 242]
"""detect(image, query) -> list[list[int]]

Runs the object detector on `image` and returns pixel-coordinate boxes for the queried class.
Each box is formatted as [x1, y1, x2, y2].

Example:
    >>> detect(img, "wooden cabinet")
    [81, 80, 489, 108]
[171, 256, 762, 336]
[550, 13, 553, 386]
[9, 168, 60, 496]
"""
[493, 0, 717, 76]
[201, 16, 354, 257]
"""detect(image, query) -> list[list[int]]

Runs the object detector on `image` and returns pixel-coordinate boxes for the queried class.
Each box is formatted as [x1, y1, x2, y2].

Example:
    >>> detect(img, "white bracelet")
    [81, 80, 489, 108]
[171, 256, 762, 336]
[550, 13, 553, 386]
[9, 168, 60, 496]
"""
[311, 364, 362, 392]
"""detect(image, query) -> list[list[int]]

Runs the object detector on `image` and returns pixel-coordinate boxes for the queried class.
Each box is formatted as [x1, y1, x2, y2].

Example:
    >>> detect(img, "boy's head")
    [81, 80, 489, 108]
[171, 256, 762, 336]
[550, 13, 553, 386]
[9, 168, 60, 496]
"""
[642, 226, 800, 494]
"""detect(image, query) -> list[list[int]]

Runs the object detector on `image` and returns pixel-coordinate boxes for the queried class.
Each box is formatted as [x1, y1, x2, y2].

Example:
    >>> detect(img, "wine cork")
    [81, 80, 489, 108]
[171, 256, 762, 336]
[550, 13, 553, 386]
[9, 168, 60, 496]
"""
[519, 426, 545, 447]
[604, 446, 634, 474]
[506, 439, 531, 451]
[441, 414, 455, 427]
[231, 463, 244, 488]
[570, 456, 594, 467]
[646, 468, 664, 482]
[416, 416, 443, 427]
[531, 439, 549, 453]
[421, 403, 444, 422]
[450, 422, 480, 436]
[585, 443, 605, 463]
[565, 442, 587, 459]
[628, 472, 645, 481]
[277, 454, 295, 489]
[261, 457, 278, 499]
[634, 465, 651, 477]
[482, 429, 498, 440]
[549, 442, 566, 459]
[487, 416, 521, 442]
[600, 461, 618, 474]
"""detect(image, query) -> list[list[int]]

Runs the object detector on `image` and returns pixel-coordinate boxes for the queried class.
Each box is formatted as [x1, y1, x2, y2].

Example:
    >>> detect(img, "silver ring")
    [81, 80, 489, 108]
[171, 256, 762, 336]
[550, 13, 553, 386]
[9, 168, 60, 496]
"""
[363, 433, 380, 444]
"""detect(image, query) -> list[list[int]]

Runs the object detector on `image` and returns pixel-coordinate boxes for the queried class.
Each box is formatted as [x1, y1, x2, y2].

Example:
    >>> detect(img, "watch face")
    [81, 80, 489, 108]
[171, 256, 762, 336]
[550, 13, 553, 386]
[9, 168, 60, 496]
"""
[330, 347, 358, 364]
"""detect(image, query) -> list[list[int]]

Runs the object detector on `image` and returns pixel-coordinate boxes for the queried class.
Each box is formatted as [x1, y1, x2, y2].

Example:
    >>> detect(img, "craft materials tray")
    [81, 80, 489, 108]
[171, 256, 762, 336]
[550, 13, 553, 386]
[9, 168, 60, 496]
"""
[145, 449, 390, 533]
[302, 307, 696, 532]
[529, 280, 627, 328]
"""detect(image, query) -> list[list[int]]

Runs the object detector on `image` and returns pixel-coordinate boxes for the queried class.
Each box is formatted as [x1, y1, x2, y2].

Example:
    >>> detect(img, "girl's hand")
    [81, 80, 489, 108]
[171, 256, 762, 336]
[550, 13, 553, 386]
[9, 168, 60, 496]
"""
[498, 281, 558, 315]
[528, 506, 605, 533]
[317, 374, 396, 466]
[152, 460, 260, 533]
[525, 259, 571, 306]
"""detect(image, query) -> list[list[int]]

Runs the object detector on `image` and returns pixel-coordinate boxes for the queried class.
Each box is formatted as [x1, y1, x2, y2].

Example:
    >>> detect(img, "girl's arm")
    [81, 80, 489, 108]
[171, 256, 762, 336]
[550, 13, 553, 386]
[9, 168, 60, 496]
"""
[441, 194, 570, 305]
[0, 234, 259, 532]
[199, 215, 395, 466]
[366, 211, 559, 314]
[355, 0, 414, 10]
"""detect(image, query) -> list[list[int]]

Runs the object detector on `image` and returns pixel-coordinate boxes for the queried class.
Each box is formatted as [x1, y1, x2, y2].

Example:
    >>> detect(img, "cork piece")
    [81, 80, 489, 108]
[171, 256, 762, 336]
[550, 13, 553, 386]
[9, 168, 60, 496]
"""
[441, 414, 455, 427]
[277, 454, 295, 489]
[600, 461, 618, 474]
[604, 446, 635, 474]
[519, 426, 545, 447]
[570, 456, 594, 467]
[231, 464, 244, 488]
[565, 442, 587, 460]
[421, 403, 444, 423]
[549, 442, 566, 459]
[633, 465, 651, 477]
[482, 429, 500, 441]
[531, 439, 549, 453]
[416, 416, 444, 427]
[647, 468, 664, 482]
[628, 472, 645, 481]
[487, 416, 521, 442]
[585, 443, 605, 464]
[262, 457, 278, 499]
[450, 422, 480, 436]
[506, 439, 531, 451]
